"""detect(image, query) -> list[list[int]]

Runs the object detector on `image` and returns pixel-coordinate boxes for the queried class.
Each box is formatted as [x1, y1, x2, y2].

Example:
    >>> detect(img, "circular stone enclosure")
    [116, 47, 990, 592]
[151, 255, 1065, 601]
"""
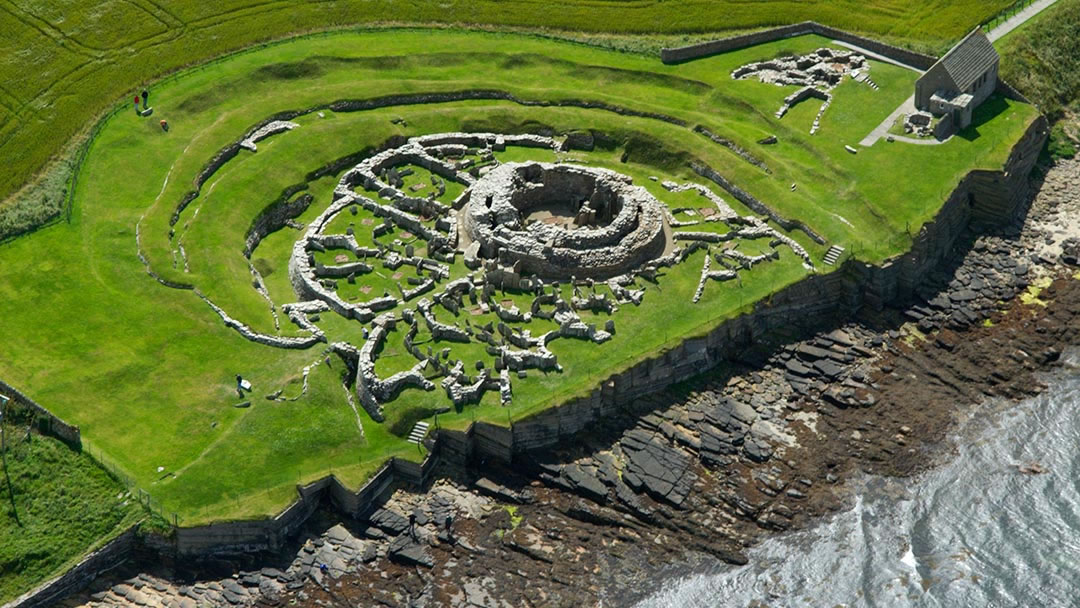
[462, 162, 667, 279]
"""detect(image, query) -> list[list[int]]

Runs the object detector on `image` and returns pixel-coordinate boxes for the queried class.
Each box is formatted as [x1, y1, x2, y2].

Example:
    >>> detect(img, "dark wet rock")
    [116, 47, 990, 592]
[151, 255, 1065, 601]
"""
[387, 535, 434, 568]
[785, 358, 813, 376]
[620, 429, 695, 507]
[595, 452, 620, 487]
[474, 477, 530, 504]
[368, 508, 409, 536]
[743, 435, 773, 463]
[562, 463, 608, 503]
[812, 358, 844, 379]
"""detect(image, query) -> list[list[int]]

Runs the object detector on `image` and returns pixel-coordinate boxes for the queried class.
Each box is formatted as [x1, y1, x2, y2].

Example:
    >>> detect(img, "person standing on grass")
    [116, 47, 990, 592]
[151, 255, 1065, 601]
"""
[142, 89, 149, 107]
[134, 95, 140, 114]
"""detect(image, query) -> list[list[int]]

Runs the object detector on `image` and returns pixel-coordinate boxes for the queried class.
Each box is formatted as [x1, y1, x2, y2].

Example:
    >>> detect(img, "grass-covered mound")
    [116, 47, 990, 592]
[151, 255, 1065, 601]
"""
[0, 30, 1038, 527]
[0, 0, 1017, 214]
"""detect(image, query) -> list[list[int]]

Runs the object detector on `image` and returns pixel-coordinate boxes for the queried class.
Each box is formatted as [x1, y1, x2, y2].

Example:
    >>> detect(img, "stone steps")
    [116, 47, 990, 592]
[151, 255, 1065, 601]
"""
[407, 421, 430, 445]
[823, 245, 845, 265]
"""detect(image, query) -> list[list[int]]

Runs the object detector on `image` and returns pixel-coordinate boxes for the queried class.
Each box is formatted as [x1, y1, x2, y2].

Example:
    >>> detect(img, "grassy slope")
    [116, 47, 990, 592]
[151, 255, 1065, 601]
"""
[0, 421, 146, 604]
[996, 0, 1080, 120]
[0, 0, 1016, 211]
[0, 29, 1037, 526]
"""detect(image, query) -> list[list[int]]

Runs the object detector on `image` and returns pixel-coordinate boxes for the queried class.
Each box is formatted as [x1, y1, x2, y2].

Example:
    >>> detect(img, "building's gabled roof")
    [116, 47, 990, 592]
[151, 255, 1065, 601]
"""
[932, 28, 999, 92]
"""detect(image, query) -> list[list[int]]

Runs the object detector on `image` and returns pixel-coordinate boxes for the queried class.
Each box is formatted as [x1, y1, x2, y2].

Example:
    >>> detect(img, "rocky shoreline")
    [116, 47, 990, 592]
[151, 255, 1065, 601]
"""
[59, 159, 1080, 608]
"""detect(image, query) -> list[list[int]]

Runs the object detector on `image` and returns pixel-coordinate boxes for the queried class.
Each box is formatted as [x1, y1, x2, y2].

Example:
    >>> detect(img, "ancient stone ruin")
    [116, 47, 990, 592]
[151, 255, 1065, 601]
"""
[732, 48, 871, 134]
[186, 128, 816, 416]
[460, 162, 667, 280]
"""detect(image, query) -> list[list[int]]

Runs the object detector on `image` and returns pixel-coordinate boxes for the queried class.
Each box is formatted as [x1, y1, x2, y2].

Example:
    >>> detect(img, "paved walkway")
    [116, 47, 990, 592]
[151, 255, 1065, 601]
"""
[987, 0, 1060, 42]
[860, 95, 921, 147]
[859, 0, 1060, 147]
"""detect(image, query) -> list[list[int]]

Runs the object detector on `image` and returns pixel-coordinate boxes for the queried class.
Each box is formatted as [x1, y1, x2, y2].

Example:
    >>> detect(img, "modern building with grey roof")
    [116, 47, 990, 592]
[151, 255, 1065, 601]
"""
[915, 28, 1000, 130]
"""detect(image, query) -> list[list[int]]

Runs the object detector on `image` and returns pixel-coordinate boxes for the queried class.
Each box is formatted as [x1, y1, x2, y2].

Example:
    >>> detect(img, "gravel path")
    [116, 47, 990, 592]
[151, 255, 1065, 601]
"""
[861, 0, 1060, 148]
[987, 0, 1061, 43]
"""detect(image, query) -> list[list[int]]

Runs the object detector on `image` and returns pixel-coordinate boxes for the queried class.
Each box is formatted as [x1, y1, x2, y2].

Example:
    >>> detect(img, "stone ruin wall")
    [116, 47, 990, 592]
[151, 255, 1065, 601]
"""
[660, 21, 938, 69]
[446, 115, 1050, 463]
[464, 163, 668, 280]
[0, 378, 81, 447]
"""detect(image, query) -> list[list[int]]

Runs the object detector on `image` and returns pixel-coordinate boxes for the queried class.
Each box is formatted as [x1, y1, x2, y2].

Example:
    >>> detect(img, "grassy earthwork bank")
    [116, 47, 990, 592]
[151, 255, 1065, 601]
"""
[0, 27, 1039, 531]
[0, 416, 149, 604]
[0, 0, 1019, 217]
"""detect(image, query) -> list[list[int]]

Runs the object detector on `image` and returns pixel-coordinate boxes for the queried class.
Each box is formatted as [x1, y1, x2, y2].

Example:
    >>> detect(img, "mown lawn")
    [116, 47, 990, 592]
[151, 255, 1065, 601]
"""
[0, 0, 1018, 212]
[0, 29, 1037, 530]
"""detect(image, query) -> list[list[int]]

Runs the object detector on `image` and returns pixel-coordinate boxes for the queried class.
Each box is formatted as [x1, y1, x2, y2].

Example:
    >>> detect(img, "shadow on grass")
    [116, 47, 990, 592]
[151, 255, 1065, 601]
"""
[389, 406, 440, 437]
[956, 94, 1011, 142]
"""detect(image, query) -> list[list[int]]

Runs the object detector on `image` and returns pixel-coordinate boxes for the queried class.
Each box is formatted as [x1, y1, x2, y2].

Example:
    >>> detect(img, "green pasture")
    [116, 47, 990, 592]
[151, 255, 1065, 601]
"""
[0, 0, 1019, 213]
[0, 28, 1037, 529]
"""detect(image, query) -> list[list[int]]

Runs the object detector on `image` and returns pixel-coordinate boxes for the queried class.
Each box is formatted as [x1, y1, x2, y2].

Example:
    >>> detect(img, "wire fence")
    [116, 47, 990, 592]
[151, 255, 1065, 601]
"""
[982, 0, 1039, 32]
[82, 442, 182, 527]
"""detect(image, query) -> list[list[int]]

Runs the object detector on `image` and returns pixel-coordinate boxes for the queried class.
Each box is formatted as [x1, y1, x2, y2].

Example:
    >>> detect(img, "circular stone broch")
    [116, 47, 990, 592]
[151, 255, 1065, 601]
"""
[164, 129, 815, 419]
[461, 162, 667, 280]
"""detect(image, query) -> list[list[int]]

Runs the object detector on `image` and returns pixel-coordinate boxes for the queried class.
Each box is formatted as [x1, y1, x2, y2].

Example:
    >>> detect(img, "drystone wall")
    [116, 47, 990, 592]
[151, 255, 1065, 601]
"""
[244, 190, 313, 257]
[0, 379, 81, 446]
[2, 528, 138, 608]
[660, 22, 937, 69]
[155, 448, 443, 557]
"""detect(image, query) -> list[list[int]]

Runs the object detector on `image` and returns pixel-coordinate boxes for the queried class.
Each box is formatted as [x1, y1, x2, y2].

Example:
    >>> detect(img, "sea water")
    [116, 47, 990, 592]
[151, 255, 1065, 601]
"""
[636, 349, 1080, 608]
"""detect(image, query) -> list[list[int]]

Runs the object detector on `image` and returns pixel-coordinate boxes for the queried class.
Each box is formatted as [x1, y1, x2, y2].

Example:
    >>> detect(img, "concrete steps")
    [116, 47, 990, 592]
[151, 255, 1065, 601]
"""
[824, 245, 845, 265]
[407, 421, 430, 445]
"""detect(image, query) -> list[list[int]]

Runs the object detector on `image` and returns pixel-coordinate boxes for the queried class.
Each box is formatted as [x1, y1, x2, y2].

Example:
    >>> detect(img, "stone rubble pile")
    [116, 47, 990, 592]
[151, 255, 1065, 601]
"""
[733, 48, 867, 134]
[239, 120, 299, 152]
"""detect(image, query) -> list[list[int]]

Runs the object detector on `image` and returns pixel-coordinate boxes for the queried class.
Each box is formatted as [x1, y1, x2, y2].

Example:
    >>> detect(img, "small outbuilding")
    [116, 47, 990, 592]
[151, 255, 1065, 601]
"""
[914, 28, 999, 131]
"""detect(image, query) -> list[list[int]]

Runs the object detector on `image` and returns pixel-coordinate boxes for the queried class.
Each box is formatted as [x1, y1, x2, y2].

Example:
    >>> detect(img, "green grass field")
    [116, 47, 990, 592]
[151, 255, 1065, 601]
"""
[0, 0, 1018, 217]
[0, 27, 1038, 533]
